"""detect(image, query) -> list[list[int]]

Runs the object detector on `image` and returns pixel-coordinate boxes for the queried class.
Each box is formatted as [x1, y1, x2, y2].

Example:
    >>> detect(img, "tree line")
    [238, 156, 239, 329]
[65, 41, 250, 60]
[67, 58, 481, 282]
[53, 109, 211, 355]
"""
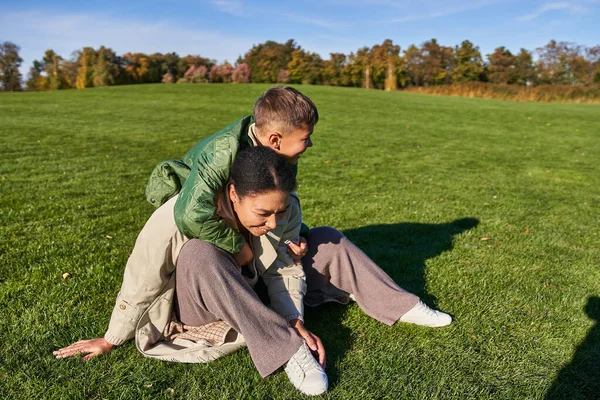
[1, 38, 599, 92]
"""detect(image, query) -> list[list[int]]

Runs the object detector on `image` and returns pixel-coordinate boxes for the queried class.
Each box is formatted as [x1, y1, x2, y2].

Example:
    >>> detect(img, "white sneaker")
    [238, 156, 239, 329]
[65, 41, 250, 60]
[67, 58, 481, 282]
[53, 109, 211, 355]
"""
[284, 342, 328, 396]
[399, 300, 452, 327]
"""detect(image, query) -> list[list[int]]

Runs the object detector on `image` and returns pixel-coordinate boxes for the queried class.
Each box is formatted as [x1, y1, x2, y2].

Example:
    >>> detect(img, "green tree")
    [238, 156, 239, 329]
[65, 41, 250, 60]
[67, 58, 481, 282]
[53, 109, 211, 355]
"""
[514, 48, 536, 85]
[25, 60, 46, 91]
[43, 49, 66, 90]
[287, 48, 323, 84]
[322, 53, 348, 86]
[93, 46, 119, 87]
[0, 41, 23, 91]
[239, 39, 297, 83]
[403, 44, 424, 87]
[453, 40, 484, 83]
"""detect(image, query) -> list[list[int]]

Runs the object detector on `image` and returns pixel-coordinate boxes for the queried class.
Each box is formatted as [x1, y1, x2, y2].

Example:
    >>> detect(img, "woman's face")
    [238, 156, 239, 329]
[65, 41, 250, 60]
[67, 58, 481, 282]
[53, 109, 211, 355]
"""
[230, 187, 290, 237]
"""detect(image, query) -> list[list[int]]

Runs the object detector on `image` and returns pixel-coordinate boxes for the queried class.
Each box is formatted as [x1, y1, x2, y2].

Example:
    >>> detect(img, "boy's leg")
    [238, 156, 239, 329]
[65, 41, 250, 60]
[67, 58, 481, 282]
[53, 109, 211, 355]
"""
[302, 227, 420, 326]
[175, 239, 303, 378]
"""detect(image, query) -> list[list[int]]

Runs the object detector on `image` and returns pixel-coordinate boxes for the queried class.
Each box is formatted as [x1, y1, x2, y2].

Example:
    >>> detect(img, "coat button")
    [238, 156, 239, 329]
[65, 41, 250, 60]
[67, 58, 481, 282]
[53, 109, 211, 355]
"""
[119, 304, 126, 310]
[151, 198, 156, 203]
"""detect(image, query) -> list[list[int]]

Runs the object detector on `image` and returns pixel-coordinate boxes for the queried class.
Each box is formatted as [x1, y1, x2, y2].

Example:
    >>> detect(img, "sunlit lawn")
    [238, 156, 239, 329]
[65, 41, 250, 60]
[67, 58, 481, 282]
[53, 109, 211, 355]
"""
[0, 84, 598, 399]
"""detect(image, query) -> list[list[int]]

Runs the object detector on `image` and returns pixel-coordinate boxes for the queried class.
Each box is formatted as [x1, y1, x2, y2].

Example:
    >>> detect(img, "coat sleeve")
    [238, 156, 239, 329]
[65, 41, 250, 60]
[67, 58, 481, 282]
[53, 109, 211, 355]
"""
[261, 196, 307, 322]
[104, 198, 184, 345]
[173, 134, 245, 255]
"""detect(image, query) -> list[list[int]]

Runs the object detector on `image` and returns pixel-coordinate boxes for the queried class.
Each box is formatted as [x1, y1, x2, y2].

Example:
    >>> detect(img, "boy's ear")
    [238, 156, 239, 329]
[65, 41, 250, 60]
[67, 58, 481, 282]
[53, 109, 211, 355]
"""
[266, 132, 282, 151]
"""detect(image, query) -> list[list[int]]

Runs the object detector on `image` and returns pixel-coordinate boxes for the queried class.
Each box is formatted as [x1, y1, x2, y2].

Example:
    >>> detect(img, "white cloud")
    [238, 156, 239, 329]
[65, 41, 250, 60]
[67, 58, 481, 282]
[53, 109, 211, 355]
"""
[210, 0, 245, 17]
[372, 0, 506, 23]
[515, 2, 587, 21]
[0, 11, 257, 77]
[276, 12, 348, 29]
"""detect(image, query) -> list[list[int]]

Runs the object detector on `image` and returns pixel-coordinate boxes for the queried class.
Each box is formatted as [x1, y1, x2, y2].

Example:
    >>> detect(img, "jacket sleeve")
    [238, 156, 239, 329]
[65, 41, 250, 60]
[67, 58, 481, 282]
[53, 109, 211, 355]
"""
[104, 198, 184, 345]
[261, 196, 306, 322]
[173, 134, 245, 255]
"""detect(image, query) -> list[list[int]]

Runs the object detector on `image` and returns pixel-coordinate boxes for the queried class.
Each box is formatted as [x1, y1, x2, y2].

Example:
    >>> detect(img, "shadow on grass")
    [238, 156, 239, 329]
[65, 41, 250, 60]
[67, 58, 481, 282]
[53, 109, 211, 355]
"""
[303, 217, 479, 388]
[545, 296, 600, 400]
[343, 217, 480, 305]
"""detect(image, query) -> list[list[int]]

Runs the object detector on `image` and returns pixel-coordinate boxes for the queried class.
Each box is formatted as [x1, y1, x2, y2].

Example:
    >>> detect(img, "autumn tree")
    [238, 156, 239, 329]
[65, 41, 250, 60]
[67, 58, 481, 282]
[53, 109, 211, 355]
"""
[43, 49, 67, 90]
[453, 40, 484, 83]
[181, 65, 208, 83]
[287, 48, 323, 84]
[420, 39, 455, 85]
[26, 60, 46, 91]
[586, 46, 600, 83]
[232, 63, 251, 83]
[370, 39, 402, 90]
[122, 53, 151, 84]
[535, 40, 590, 85]
[239, 39, 297, 83]
[403, 44, 424, 86]
[322, 53, 348, 86]
[61, 54, 79, 89]
[486, 47, 516, 84]
[342, 47, 373, 88]
[75, 47, 96, 88]
[94, 46, 121, 86]
[209, 62, 233, 83]
[177, 55, 214, 80]
[0, 41, 23, 91]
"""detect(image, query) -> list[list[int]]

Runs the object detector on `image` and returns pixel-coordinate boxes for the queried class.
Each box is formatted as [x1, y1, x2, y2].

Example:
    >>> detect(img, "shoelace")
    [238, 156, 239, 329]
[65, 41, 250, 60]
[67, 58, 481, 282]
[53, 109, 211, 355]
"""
[416, 301, 438, 317]
[288, 344, 319, 378]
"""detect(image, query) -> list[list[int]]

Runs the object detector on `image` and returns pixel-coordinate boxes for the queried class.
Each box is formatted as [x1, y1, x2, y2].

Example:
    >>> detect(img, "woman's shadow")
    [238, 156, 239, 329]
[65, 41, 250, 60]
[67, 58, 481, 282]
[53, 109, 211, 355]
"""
[303, 217, 479, 386]
[545, 296, 600, 400]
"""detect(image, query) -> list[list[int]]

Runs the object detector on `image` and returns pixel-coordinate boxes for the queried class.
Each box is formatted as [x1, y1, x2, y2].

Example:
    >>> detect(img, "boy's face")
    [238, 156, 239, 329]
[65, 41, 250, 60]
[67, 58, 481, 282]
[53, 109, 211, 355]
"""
[277, 126, 313, 165]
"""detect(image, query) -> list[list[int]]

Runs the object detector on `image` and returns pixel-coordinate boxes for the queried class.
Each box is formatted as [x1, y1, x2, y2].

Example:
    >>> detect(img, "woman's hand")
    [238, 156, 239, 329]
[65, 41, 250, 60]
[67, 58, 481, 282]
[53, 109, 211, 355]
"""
[285, 237, 308, 261]
[289, 319, 326, 368]
[53, 338, 115, 361]
[234, 240, 254, 267]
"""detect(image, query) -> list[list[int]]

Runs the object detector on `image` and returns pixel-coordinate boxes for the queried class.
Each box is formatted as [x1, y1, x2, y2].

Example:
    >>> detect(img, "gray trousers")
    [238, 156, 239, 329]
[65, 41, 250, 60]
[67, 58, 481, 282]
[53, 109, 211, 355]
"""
[175, 226, 419, 377]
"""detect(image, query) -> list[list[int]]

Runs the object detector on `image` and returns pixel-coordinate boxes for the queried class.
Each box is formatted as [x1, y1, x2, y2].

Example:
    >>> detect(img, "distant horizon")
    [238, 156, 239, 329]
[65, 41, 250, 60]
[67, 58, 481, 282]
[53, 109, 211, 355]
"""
[2, 0, 599, 78]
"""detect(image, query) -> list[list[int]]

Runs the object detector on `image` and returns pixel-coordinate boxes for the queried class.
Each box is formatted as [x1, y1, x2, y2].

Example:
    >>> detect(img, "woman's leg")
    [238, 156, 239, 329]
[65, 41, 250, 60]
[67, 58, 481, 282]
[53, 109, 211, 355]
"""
[175, 239, 303, 377]
[302, 226, 420, 326]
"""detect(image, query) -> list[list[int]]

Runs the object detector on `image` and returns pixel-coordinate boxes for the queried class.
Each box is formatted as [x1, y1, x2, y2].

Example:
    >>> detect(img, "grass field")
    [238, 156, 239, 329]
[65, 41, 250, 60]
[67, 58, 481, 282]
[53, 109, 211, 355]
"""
[0, 84, 598, 399]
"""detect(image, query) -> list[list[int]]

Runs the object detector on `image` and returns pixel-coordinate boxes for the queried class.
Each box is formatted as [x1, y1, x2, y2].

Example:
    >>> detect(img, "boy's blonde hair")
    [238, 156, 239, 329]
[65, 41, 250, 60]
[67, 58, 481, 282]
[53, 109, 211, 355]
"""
[253, 86, 319, 135]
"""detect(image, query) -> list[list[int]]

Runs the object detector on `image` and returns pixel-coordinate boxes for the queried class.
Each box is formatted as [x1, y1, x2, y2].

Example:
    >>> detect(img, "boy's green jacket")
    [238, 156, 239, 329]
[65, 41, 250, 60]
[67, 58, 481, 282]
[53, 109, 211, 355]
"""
[145, 115, 305, 255]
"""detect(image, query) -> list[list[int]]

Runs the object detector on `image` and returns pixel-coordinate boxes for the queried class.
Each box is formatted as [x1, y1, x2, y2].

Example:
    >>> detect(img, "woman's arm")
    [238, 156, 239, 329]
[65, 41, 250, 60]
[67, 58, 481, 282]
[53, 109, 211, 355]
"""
[53, 338, 114, 361]
[54, 197, 182, 360]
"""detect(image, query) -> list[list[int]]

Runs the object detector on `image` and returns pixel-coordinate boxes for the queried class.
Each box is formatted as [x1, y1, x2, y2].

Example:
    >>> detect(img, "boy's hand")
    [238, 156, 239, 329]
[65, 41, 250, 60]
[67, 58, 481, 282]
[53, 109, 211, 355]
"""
[285, 237, 308, 261]
[234, 241, 254, 267]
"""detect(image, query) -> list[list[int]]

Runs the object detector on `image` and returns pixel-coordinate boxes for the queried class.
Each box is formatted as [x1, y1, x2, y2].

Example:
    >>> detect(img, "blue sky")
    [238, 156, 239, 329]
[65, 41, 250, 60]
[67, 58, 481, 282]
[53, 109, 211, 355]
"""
[2, 0, 599, 78]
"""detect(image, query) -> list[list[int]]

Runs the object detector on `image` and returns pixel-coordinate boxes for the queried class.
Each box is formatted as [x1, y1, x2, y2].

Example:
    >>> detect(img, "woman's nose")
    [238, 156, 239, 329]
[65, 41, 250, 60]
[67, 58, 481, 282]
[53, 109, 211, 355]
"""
[266, 215, 277, 229]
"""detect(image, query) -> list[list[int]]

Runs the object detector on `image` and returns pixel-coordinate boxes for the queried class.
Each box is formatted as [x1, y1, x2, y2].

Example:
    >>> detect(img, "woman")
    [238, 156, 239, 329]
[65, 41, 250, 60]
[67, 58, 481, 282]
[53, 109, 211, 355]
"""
[55, 147, 450, 396]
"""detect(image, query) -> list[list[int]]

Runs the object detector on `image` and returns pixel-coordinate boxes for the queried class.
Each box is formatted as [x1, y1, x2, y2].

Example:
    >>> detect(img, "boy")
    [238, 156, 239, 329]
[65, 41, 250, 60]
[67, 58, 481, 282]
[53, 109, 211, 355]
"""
[145, 86, 315, 266]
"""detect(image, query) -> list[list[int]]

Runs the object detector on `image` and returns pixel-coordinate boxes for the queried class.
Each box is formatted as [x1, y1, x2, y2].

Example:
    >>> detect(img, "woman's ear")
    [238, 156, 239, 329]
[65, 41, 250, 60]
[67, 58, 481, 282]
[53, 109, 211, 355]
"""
[266, 132, 282, 151]
[229, 184, 238, 203]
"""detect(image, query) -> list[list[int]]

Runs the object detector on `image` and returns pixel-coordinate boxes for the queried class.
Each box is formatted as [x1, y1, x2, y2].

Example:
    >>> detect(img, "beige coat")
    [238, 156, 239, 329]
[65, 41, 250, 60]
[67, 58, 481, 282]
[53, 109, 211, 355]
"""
[104, 190, 305, 363]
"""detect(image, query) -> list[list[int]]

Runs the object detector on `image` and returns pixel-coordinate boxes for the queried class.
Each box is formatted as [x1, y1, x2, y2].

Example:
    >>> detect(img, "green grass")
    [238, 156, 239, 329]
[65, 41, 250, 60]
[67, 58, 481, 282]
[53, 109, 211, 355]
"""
[0, 84, 598, 399]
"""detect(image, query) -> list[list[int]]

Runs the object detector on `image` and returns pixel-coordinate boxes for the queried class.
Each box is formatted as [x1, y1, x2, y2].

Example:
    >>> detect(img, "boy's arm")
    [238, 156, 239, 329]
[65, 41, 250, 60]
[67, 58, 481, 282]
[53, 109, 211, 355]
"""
[261, 196, 306, 322]
[174, 136, 245, 255]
